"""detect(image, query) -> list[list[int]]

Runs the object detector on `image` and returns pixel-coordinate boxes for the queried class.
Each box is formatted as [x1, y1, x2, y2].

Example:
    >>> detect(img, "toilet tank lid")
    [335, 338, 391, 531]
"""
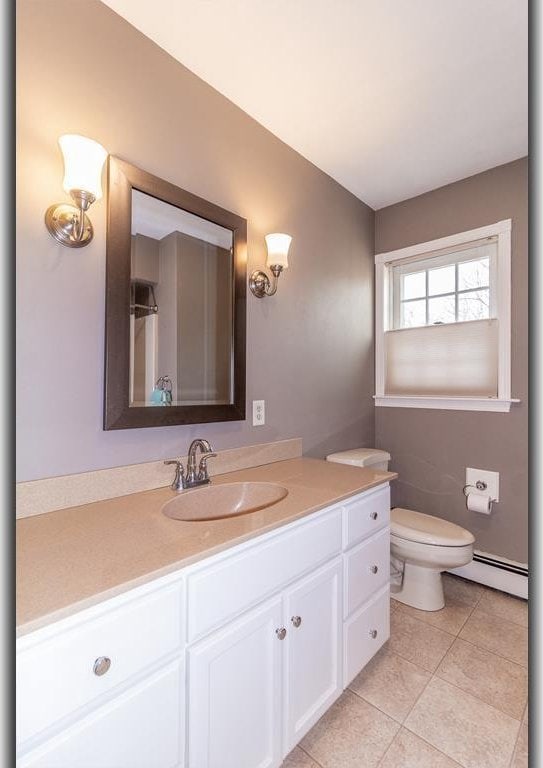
[391, 507, 475, 546]
[326, 448, 391, 467]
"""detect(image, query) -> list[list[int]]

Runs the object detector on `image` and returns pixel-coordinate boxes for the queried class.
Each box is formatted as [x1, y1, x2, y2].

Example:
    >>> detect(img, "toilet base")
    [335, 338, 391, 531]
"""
[391, 563, 445, 611]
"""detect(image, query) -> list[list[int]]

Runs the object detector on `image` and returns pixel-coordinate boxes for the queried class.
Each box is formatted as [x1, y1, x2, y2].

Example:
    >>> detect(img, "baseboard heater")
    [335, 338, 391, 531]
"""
[449, 550, 528, 599]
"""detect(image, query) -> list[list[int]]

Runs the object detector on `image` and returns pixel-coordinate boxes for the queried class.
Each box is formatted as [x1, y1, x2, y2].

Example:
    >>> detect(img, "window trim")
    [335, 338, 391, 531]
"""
[374, 219, 519, 413]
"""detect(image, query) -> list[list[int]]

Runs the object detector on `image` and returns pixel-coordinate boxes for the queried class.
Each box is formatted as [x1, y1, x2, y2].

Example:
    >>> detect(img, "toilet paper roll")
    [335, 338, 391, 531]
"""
[466, 492, 492, 515]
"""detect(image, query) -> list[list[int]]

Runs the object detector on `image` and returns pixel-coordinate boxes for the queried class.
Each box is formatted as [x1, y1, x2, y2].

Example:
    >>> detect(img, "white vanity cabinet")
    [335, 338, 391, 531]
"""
[17, 482, 391, 768]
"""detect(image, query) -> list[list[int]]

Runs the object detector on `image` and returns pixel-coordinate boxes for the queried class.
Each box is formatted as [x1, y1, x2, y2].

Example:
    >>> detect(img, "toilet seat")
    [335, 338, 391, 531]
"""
[391, 507, 475, 547]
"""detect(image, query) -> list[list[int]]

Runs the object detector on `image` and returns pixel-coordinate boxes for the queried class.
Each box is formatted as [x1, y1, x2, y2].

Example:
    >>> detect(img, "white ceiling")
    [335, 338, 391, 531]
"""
[101, 0, 528, 210]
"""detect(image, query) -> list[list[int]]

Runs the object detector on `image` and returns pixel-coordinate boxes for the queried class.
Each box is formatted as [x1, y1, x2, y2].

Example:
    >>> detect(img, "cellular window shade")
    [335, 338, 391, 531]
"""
[384, 319, 498, 397]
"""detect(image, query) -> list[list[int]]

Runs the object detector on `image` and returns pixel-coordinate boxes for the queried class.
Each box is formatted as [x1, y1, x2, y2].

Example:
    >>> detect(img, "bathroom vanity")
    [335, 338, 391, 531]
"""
[16, 459, 394, 768]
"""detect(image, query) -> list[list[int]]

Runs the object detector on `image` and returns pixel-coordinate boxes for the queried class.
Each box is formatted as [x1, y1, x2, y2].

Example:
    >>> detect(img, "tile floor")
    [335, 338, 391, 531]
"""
[283, 574, 528, 768]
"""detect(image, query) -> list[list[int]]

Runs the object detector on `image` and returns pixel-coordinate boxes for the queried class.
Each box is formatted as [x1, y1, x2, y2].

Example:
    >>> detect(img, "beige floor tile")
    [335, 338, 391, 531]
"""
[442, 574, 484, 607]
[459, 608, 528, 667]
[476, 589, 528, 628]
[388, 610, 454, 672]
[282, 746, 322, 768]
[349, 646, 430, 723]
[523, 701, 528, 724]
[511, 722, 528, 768]
[379, 728, 461, 768]
[394, 596, 473, 636]
[300, 689, 399, 768]
[435, 638, 527, 719]
[404, 677, 520, 768]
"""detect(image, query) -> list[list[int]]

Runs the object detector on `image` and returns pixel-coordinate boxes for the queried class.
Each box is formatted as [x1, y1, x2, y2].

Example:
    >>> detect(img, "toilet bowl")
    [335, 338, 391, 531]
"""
[391, 507, 474, 610]
[325, 448, 475, 612]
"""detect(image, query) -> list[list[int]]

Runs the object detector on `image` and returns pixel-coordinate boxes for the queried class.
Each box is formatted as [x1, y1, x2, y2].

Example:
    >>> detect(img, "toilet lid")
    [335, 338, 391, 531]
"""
[391, 507, 475, 547]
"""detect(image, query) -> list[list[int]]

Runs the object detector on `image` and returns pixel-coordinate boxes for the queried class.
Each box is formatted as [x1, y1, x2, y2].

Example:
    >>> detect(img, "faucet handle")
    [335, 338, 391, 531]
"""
[164, 459, 185, 491]
[198, 452, 217, 481]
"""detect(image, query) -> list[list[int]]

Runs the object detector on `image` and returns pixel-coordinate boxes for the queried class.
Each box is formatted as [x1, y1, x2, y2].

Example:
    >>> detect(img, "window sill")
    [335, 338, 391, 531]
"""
[373, 396, 521, 413]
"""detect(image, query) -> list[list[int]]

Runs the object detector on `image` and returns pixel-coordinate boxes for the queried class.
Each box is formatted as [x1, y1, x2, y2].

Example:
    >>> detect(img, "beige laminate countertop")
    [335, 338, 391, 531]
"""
[17, 458, 396, 636]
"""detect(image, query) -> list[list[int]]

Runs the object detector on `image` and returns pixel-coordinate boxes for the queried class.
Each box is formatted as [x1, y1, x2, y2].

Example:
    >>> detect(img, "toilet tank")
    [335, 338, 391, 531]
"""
[326, 448, 391, 471]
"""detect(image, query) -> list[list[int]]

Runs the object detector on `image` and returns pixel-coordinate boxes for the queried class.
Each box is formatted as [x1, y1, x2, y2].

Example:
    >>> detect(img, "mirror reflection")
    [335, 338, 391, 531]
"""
[129, 190, 234, 407]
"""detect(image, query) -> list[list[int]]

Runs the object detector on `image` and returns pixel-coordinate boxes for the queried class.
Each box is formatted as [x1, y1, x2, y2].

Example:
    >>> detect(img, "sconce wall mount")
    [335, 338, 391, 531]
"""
[45, 135, 107, 248]
[250, 233, 292, 298]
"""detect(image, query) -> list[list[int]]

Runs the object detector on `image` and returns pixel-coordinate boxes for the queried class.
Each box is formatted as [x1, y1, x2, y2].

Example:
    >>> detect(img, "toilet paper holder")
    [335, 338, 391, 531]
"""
[462, 481, 495, 513]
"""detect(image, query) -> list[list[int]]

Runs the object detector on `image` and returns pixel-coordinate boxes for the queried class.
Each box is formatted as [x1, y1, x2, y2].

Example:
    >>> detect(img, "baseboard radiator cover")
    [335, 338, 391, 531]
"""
[449, 550, 528, 599]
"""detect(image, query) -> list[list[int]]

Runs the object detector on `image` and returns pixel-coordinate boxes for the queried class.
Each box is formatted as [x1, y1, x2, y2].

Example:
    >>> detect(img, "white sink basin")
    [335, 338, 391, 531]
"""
[161, 481, 289, 522]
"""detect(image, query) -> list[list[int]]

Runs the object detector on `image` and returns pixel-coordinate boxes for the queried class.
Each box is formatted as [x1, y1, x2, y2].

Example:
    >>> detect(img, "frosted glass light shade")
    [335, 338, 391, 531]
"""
[59, 134, 107, 200]
[265, 233, 291, 269]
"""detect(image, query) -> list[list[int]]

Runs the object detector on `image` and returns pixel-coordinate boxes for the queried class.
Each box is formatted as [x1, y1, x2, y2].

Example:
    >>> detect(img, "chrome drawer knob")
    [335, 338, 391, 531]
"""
[291, 615, 302, 628]
[276, 627, 287, 640]
[370, 512, 378, 520]
[370, 565, 379, 574]
[93, 656, 111, 676]
[369, 629, 378, 639]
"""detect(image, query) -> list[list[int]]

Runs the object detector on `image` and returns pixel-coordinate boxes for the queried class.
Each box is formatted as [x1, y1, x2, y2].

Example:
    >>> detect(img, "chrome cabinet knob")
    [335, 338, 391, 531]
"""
[93, 656, 111, 676]
[368, 629, 378, 639]
[291, 615, 302, 628]
[370, 511, 378, 520]
[370, 565, 379, 574]
[276, 627, 287, 640]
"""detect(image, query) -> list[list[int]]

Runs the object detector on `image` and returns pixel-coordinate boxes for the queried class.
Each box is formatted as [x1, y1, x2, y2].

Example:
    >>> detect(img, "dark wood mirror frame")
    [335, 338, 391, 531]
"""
[104, 156, 247, 430]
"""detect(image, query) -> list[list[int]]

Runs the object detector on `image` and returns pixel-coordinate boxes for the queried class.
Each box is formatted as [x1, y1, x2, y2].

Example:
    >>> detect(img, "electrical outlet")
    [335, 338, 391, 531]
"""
[252, 400, 265, 426]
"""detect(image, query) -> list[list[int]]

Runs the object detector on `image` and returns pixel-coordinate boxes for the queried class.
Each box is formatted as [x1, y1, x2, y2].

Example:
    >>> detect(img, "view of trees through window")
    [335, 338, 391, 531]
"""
[398, 257, 490, 328]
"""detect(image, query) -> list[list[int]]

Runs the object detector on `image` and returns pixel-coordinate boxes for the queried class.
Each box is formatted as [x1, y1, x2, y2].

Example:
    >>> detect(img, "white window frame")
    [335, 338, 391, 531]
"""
[374, 219, 519, 412]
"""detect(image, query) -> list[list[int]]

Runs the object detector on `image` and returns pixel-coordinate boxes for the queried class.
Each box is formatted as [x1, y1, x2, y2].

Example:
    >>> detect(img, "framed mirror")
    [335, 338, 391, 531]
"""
[104, 157, 247, 429]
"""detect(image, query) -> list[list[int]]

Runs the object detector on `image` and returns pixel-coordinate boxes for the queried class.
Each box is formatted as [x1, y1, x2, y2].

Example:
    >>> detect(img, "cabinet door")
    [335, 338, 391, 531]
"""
[188, 597, 283, 768]
[283, 558, 342, 755]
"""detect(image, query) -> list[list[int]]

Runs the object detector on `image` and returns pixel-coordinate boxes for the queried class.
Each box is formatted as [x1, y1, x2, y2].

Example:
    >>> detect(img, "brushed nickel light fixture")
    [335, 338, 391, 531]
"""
[249, 233, 292, 298]
[45, 134, 108, 248]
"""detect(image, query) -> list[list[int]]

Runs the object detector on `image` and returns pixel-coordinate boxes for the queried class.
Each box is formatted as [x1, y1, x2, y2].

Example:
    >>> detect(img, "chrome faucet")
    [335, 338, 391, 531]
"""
[164, 439, 217, 492]
[186, 439, 217, 487]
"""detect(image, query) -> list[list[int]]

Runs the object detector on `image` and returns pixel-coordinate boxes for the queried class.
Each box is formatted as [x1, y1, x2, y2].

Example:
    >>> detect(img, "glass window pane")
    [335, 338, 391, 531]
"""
[428, 264, 455, 296]
[401, 299, 426, 328]
[458, 289, 490, 321]
[458, 258, 489, 291]
[428, 295, 456, 324]
[402, 271, 426, 300]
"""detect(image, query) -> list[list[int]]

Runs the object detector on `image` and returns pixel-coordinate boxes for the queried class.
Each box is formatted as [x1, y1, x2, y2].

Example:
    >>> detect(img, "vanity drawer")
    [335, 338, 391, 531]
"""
[18, 662, 183, 768]
[344, 526, 390, 618]
[17, 581, 184, 746]
[187, 507, 342, 642]
[343, 486, 390, 549]
[343, 584, 389, 687]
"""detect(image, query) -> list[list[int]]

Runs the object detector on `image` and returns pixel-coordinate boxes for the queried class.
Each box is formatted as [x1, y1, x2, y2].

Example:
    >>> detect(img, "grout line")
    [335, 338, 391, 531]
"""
[455, 627, 528, 669]
[508, 717, 526, 768]
[467, 602, 529, 629]
[297, 743, 325, 767]
[376, 727, 403, 768]
[398, 725, 465, 767]
[391, 605, 458, 640]
[442, 634, 530, 673]
[429, 674, 522, 725]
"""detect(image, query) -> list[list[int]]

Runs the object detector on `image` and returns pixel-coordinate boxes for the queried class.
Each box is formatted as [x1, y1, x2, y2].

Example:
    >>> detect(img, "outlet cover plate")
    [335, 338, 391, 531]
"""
[466, 467, 499, 502]
[252, 400, 265, 426]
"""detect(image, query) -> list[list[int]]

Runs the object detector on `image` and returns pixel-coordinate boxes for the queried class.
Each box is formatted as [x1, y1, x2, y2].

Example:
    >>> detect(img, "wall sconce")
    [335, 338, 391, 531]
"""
[45, 134, 108, 248]
[249, 233, 292, 298]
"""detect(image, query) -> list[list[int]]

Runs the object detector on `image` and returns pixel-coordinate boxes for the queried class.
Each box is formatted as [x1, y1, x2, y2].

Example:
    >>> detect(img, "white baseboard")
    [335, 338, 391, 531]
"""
[449, 553, 528, 599]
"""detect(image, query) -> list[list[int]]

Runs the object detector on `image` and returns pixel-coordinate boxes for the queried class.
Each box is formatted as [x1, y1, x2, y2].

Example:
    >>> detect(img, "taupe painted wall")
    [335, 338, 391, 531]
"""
[16, 0, 375, 482]
[375, 158, 528, 563]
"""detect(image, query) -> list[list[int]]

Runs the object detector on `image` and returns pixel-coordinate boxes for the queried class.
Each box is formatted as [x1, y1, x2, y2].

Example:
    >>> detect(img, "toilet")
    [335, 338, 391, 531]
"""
[326, 448, 475, 611]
